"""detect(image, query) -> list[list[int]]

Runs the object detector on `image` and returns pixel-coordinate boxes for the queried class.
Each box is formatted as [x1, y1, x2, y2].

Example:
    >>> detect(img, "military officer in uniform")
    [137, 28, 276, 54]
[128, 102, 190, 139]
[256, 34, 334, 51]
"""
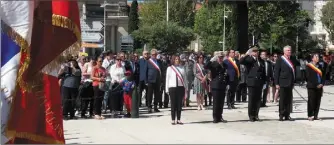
[205, 51, 228, 123]
[240, 47, 266, 122]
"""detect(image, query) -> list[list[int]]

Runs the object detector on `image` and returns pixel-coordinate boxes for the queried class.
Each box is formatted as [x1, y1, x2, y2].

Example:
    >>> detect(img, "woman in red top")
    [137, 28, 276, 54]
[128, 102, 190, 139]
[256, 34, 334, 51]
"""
[91, 57, 107, 120]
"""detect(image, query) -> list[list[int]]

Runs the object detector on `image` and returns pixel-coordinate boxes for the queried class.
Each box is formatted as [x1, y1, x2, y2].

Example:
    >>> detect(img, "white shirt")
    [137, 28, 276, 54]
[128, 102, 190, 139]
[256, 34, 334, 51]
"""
[165, 65, 188, 93]
[109, 64, 126, 84]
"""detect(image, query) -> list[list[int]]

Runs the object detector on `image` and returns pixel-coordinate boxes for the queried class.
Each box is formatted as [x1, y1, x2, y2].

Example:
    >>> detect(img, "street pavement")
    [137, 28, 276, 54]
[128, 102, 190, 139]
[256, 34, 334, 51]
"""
[63, 85, 334, 144]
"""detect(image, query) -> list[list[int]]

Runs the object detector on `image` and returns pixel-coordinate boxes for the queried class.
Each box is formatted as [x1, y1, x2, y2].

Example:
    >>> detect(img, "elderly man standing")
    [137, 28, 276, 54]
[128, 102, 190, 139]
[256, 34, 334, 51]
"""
[146, 49, 162, 113]
[274, 45, 299, 121]
[139, 50, 149, 107]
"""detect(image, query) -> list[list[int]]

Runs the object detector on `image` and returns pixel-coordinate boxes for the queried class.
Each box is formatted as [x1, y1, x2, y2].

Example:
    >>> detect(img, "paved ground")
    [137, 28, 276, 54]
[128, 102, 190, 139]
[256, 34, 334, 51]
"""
[63, 85, 334, 144]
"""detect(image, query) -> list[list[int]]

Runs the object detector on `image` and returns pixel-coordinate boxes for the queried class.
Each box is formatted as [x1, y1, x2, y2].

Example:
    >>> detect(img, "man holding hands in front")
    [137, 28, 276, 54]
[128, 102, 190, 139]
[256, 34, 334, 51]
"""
[240, 47, 266, 122]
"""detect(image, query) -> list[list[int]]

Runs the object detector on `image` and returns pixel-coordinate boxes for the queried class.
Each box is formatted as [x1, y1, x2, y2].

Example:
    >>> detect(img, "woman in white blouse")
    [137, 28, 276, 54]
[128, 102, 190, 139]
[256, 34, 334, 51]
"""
[166, 55, 188, 125]
[109, 56, 126, 115]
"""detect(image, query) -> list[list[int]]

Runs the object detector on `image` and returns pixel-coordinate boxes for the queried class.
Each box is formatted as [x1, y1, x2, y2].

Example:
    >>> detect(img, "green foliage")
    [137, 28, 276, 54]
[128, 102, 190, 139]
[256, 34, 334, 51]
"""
[132, 21, 195, 54]
[194, 4, 235, 54]
[168, 0, 196, 28]
[321, 1, 334, 42]
[129, 0, 139, 33]
[140, 0, 166, 26]
[129, 0, 140, 49]
[249, 1, 318, 54]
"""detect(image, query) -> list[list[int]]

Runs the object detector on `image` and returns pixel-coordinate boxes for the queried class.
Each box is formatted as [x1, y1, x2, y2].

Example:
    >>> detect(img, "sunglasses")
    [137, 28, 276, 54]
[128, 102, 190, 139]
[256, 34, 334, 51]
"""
[116, 59, 121, 61]
[98, 60, 103, 62]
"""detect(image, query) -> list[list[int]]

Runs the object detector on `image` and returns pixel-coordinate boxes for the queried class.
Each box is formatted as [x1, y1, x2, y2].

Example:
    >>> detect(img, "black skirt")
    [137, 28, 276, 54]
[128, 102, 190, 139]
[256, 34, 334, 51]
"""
[110, 83, 124, 111]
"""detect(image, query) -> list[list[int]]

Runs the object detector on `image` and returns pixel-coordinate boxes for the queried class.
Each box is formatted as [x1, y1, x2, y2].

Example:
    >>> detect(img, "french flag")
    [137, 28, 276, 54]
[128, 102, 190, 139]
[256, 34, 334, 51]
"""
[1, 1, 35, 144]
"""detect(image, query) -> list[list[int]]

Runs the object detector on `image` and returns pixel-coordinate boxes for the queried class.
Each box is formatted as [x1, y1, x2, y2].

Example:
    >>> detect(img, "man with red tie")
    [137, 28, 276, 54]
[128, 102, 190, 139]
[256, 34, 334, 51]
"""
[274, 45, 299, 121]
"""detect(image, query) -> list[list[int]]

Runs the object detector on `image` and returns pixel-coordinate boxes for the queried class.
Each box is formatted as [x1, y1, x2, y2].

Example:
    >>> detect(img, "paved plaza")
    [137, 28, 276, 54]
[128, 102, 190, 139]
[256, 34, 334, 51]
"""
[63, 85, 334, 144]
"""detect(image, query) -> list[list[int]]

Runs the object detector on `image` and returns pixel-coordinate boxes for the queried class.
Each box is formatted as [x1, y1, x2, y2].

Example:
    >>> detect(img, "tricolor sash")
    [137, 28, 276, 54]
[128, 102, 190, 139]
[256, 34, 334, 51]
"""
[281, 56, 295, 78]
[148, 58, 161, 73]
[171, 65, 187, 99]
[196, 63, 209, 92]
[307, 63, 322, 77]
[307, 63, 322, 83]
[227, 57, 240, 78]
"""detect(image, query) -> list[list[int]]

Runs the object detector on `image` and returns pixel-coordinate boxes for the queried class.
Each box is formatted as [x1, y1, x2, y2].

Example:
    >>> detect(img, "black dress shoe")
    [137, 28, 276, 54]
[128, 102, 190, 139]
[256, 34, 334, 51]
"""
[231, 105, 236, 109]
[213, 120, 219, 123]
[154, 108, 160, 112]
[249, 118, 255, 122]
[255, 117, 262, 122]
[148, 108, 153, 113]
[177, 121, 184, 125]
[279, 116, 284, 121]
[227, 106, 232, 109]
[285, 116, 294, 121]
[261, 104, 267, 107]
[220, 118, 227, 123]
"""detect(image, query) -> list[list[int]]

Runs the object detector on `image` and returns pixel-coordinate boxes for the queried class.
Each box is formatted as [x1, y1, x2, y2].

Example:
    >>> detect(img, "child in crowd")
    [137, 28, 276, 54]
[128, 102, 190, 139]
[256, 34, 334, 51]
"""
[121, 71, 136, 118]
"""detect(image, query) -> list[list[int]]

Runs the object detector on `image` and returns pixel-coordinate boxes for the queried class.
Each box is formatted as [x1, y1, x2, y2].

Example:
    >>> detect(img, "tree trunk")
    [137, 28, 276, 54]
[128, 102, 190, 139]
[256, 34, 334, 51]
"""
[236, 1, 249, 53]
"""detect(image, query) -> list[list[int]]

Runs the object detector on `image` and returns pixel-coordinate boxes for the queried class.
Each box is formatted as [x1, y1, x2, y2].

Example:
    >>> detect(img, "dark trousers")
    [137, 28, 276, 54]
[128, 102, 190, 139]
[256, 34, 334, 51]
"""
[261, 83, 269, 106]
[212, 88, 226, 121]
[147, 82, 161, 108]
[236, 83, 247, 102]
[81, 83, 94, 116]
[307, 88, 322, 118]
[248, 86, 262, 119]
[169, 87, 185, 120]
[204, 92, 212, 106]
[62, 87, 78, 117]
[110, 83, 123, 112]
[227, 81, 237, 106]
[93, 86, 104, 115]
[162, 88, 169, 107]
[139, 80, 147, 106]
[279, 87, 293, 117]
[300, 70, 306, 83]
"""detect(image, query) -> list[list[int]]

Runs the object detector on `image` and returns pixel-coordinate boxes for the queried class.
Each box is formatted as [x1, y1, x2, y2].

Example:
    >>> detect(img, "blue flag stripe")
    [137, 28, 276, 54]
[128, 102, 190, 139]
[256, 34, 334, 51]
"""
[1, 31, 20, 67]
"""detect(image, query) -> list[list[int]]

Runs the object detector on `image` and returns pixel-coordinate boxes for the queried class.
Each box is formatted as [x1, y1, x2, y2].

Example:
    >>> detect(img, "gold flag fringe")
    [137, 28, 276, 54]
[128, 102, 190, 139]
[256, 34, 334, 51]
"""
[42, 14, 82, 73]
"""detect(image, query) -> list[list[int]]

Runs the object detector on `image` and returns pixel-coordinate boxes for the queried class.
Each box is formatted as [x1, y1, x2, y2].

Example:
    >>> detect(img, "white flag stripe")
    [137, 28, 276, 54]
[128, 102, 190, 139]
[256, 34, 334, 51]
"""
[0, 1, 34, 144]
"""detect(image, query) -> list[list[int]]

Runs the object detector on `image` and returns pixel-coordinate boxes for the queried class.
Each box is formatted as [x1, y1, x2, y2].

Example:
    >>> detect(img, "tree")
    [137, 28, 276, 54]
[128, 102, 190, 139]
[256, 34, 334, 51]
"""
[248, 1, 317, 54]
[321, 1, 334, 43]
[194, 4, 235, 54]
[139, 0, 196, 28]
[128, 0, 140, 49]
[132, 21, 195, 54]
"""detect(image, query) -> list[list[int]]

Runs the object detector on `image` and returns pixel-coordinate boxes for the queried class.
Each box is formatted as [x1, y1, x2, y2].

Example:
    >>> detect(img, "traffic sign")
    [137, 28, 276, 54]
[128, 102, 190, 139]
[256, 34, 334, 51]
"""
[80, 19, 104, 32]
[92, 21, 104, 31]
[82, 32, 103, 42]
[121, 36, 134, 44]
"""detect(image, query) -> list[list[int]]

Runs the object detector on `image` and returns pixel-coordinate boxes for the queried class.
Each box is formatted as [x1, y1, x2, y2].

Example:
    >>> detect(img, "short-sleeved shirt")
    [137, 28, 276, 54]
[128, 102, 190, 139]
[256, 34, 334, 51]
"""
[92, 67, 107, 86]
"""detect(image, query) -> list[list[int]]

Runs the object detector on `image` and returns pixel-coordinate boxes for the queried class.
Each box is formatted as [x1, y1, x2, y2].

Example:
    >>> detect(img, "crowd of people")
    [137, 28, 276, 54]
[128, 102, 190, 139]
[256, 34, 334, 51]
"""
[58, 46, 334, 125]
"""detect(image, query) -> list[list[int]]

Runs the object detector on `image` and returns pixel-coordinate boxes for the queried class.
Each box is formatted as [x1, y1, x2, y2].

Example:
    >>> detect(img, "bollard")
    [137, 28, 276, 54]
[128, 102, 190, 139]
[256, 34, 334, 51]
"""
[131, 86, 139, 118]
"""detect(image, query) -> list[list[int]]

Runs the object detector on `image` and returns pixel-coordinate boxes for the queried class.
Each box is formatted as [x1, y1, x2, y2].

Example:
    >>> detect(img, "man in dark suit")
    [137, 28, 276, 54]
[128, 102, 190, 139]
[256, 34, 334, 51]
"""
[223, 49, 240, 109]
[274, 45, 299, 121]
[160, 55, 170, 108]
[146, 49, 162, 113]
[131, 53, 140, 86]
[260, 51, 273, 107]
[240, 47, 266, 122]
[139, 51, 149, 107]
[205, 51, 228, 123]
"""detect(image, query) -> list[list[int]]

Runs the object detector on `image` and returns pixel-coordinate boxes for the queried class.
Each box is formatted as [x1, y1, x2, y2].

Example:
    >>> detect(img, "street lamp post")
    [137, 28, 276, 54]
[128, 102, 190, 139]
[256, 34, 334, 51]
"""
[223, 4, 231, 52]
[167, 0, 169, 23]
[101, 0, 107, 52]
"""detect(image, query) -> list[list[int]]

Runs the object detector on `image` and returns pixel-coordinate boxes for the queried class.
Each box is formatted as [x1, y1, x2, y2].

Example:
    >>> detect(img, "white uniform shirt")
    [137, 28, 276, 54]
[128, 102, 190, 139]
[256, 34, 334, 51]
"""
[165, 65, 188, 93]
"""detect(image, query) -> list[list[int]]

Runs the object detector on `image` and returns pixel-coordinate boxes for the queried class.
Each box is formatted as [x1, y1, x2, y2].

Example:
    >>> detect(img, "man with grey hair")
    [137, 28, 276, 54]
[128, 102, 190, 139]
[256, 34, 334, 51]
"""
[139, 50, 149, 107]
[274, 45, 299, 121]
[146, 49, 162, 113]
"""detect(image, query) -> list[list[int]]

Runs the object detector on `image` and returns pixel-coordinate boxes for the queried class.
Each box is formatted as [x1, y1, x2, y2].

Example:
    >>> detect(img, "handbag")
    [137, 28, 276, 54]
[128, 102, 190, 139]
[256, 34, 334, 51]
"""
[99, 81, 108, 91]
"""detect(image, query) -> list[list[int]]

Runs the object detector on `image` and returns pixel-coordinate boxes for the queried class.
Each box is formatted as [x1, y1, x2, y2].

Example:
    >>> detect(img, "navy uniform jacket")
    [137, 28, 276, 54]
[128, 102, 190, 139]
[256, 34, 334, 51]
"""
[240, 55, 266, 87]
[205, 61, 228, 89]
